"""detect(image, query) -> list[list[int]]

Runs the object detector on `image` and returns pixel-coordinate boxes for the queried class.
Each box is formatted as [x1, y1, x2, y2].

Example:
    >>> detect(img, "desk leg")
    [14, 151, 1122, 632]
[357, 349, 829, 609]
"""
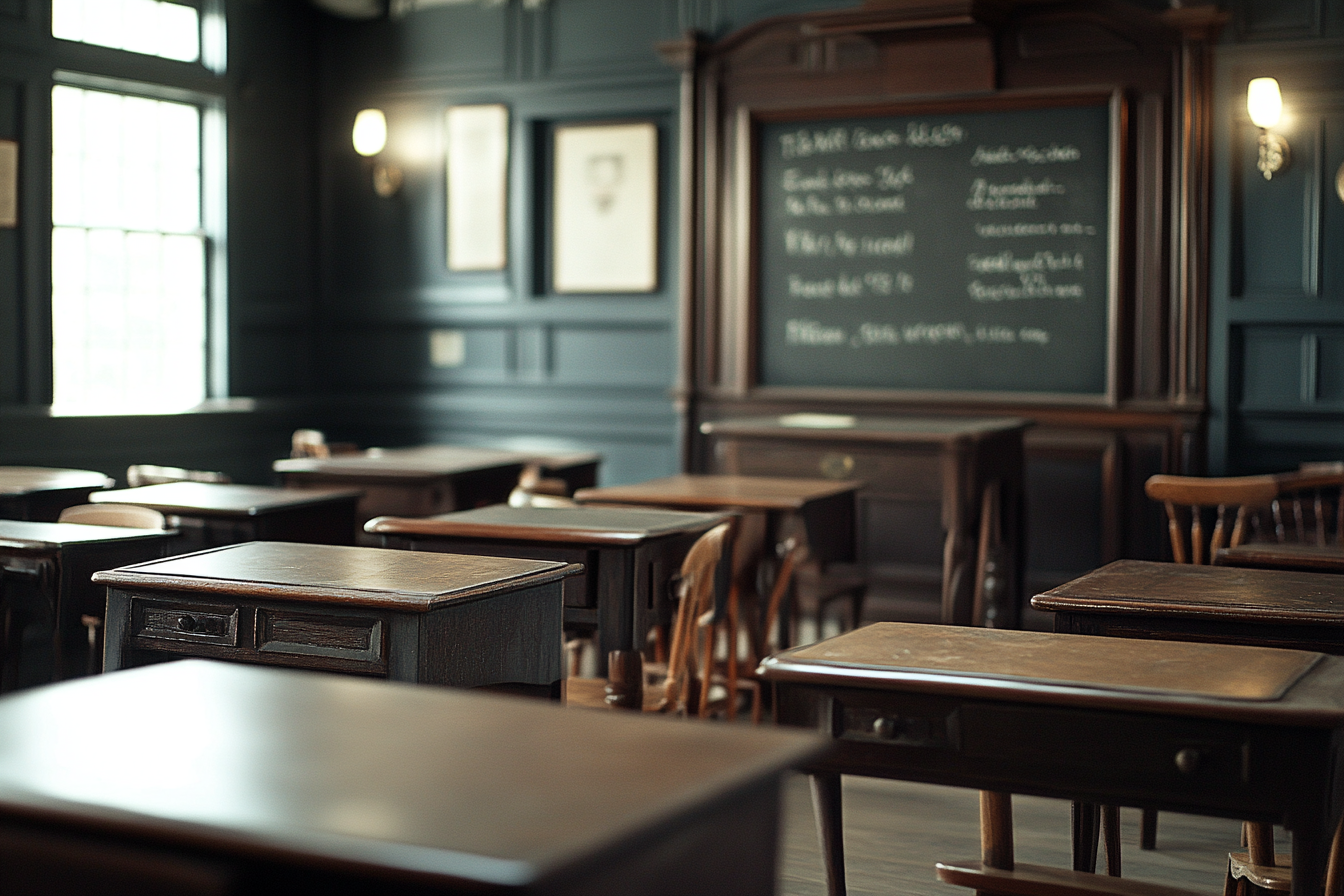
[1071, 801, 1100, 872]
[1290, 822, 1326, 896]
[810, 772, 846, 896]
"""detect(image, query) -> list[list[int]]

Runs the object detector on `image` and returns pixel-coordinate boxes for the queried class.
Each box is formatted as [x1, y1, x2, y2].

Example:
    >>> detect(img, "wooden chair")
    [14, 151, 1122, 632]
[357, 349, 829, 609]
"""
[125, 464, 230, 487]
[56, 503, 169, 675]
[566, 521, 759, 719]
[1144, 474, 1282, 565]
[1268, 469, 1343, 548]
[507, 464, 577, 508]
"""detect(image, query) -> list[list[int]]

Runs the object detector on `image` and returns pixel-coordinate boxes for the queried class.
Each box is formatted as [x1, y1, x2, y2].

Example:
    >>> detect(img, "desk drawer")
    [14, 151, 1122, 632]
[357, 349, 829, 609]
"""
[132, 599, 240, 648]
[717, 439, 942, 500]
[961, 704, 1250, 794]
[257, 609, 383, 664]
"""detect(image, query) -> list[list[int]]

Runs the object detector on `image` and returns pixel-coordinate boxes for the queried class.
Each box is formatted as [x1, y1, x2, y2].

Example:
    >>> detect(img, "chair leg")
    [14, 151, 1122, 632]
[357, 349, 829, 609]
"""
[981, 791, 1015, 871]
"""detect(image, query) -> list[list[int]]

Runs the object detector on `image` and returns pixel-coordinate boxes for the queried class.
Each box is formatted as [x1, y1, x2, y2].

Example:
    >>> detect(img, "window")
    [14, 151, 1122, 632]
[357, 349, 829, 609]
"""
[48, 1, 224, 415]
[52, 0, 200, 62]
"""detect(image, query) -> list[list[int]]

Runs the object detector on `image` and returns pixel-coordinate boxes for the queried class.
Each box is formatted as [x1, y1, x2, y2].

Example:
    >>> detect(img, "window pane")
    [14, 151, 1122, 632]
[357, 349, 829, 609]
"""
[51, 85, 207, 414]
[51, 0, 200, 64]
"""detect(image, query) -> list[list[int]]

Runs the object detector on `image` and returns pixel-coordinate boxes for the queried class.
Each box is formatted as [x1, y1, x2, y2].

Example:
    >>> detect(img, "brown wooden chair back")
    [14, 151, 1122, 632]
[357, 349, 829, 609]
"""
[1270, 470, 1344, 548]
[57, 503, 168, 530]
[1143, 474, 1281, 564]
[126, 464, 230, 487]
[660, 520, 734, 716]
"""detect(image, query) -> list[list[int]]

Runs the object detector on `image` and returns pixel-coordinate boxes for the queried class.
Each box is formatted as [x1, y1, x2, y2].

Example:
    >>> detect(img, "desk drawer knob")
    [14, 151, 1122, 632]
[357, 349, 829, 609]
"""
[177, 615, 199, 633]
[1174, 748, 1202, 774]
[872, 716, 903, 740]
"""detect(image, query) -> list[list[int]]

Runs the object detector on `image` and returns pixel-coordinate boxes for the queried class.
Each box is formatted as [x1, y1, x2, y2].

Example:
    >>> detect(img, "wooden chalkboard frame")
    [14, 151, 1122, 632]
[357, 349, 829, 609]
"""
[736, 89, 1125, 406]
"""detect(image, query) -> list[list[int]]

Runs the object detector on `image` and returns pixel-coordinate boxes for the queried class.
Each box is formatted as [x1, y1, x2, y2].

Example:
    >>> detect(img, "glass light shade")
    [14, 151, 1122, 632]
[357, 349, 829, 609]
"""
[1246, 78, 1282, 129]
[352, 108, 387, 156]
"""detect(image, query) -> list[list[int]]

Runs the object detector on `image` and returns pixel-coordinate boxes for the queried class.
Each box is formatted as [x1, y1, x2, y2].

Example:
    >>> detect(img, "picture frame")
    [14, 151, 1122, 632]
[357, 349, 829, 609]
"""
[445, 104, 509, 272]
[551, 121, 657, 294]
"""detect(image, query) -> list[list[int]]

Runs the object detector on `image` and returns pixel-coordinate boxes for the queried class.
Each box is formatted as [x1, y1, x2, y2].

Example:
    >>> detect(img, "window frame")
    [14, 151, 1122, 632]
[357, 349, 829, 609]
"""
[44, 0, 228, 414]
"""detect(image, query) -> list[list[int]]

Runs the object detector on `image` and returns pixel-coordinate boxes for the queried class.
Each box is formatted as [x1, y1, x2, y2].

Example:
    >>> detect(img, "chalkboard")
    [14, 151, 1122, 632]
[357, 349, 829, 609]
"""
[755, 96, 1116, 400]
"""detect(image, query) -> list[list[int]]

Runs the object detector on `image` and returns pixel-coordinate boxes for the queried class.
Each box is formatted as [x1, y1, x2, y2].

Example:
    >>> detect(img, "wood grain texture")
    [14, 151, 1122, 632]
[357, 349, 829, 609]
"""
[93, 541, 579, 611]
[760, 621, 1327, 704]
[1033, 560, 1344, 623]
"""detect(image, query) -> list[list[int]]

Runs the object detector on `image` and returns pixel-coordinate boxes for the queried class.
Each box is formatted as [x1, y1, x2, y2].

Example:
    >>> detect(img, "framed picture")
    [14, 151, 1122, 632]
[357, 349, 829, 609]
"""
[0, 140, 16, 228]
[551, 121, 657, 293]
[445, 104, 509, 272]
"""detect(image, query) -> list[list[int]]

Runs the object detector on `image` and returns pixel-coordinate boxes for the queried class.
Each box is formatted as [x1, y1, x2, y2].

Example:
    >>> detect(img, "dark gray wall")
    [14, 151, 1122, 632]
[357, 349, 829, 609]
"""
[0, 0, 1338, 504]
[1207, 0, 1344, 473]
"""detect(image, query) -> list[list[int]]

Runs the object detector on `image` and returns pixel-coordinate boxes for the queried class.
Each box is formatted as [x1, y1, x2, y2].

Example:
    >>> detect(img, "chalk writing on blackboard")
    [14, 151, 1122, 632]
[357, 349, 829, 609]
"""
[756, 98, 1114, 398]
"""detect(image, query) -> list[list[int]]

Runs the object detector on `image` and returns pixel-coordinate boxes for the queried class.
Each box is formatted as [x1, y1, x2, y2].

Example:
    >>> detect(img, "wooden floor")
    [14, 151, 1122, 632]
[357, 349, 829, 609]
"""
[776, 773, 1246, 896]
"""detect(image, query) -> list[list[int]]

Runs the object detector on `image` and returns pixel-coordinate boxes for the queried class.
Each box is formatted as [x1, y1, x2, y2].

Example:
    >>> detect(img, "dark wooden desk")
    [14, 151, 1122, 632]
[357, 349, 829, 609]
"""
[574, 473, 858, 567]
[366, 504, 729, 673]
[1031, 558, 1344, 655]
[0, 659, 827, 895]
[759, 622, 1344, 896]
[0, 467, 113, 522]
[89, 482, 361, 553]
[1217, 542, 1344, 573]
[94, 541, 580, 696]
[699, 416, 1028, 627]
[0, 520, 175, 688]
[574, 474, 861, 650]
[274, 446, 532, 541]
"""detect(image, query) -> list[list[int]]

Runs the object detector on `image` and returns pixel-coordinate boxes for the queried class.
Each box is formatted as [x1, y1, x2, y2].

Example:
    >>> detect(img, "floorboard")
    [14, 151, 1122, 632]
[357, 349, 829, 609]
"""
[777, 774, 1248, 896]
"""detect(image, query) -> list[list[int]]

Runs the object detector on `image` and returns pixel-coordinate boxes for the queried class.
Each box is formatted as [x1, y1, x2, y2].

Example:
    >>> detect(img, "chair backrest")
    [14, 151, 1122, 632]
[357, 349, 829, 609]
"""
[126, 464, 231, 487]
[660, 521, 734, 715]
[1144, 474, 1281, 564]
[58, 503, 168, 530]
[290, 428, 333, 459]
[1271, 470, 1343, 548]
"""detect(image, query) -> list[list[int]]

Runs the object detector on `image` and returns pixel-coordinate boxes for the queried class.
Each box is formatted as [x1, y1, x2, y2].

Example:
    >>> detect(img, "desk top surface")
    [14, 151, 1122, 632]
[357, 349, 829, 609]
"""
[91, 541, 579, 610]
[367, 504, 730, 545]
[574, 474, 859, 512]
[89, 482, 363, 516]
[0, 519, 174, 549]
[0, 466, 113, 496]
[1030, 559, 1344, 624]
[1216, 542, 1344, 573]
[700, 414, 1031, 444]
[0, 659, 825, 888]
[273, 446, 532, 479]
[759, 622, 1344, 725]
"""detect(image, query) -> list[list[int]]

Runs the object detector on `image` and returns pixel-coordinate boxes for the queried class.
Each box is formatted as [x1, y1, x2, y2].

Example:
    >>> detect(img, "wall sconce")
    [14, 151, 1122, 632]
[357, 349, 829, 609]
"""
[1247, 77, 1289, 181]
[352, 108, 403, 197]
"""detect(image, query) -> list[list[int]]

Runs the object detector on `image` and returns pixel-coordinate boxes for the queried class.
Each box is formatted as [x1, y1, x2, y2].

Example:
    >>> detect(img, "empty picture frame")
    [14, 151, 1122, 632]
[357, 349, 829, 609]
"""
[552, 121, 657, 293]
[445, 103, 509, 272]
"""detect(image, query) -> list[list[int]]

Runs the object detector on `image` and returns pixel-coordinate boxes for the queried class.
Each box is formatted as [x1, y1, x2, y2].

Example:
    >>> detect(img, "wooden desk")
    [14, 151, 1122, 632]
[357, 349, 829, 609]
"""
[574, 473, 858, 567]
[366, 504, 729, 673]
[759, 622, 1344, 896]
[274, 446, 532, 541]
[89, 482, 361, 553]
[0, 467, 113, 522]
[0, 659, 827, 895]
[94, 541, 580, 697]
[0, 520, 175, 688]
[699, 416, 1028, 627]
[1031, 559, 1344, 655]
[1217, 542, 1344, 574]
